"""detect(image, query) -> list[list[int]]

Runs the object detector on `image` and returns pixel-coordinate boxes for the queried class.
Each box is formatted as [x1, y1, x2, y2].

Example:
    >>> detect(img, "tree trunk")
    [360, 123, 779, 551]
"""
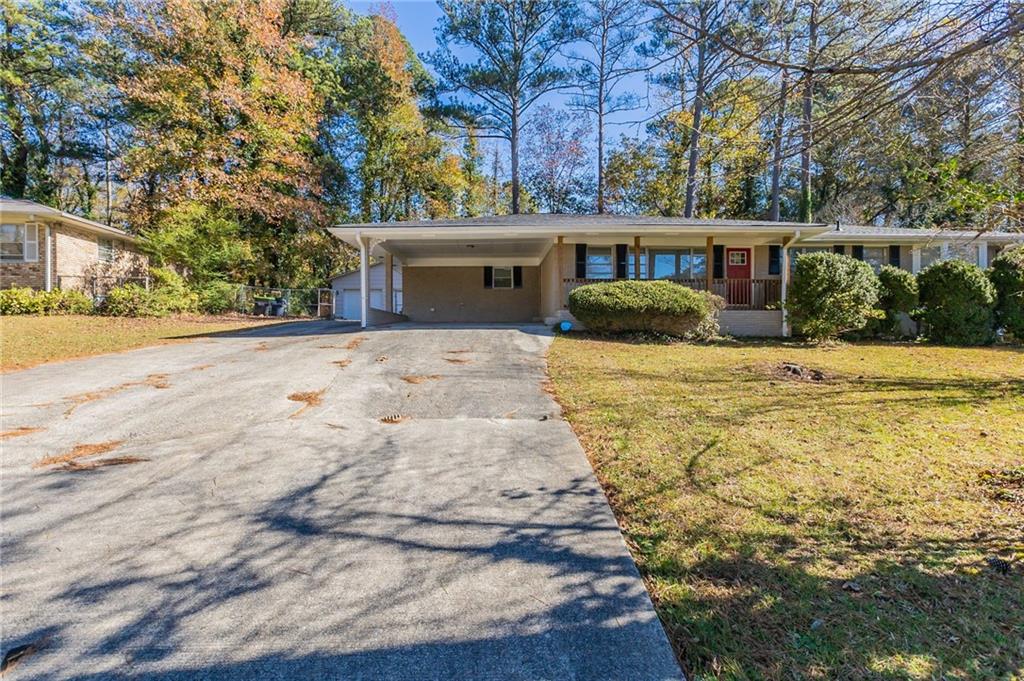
[683, 14, 708, 218]
[769, 68, 789, 221]
[597, 87, 606, 213]
[510, 101, 520, 214]
[798, 1, 818, 224]
[769, 31, 793, 222]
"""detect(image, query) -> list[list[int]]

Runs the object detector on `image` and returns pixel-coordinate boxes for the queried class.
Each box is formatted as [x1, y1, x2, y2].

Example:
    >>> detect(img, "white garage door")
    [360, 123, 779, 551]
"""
[337, 289, 385, 319]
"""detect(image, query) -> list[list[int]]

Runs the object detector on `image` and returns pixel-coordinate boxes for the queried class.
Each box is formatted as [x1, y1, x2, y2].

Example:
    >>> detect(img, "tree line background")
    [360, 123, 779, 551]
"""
[2, 0, 1022, 289]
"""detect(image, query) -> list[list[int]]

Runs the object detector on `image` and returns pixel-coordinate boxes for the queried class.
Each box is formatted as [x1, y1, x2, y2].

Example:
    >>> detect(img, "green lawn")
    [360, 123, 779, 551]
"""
[0, 314, 279, 372]
[548, 337, 1024, 681]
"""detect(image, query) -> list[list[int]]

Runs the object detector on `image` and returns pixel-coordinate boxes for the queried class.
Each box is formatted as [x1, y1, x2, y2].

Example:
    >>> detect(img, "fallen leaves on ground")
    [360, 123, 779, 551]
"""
[288, 389, 326, 418]
[0, 426, 44, 441]
[401, 374, 442, 384]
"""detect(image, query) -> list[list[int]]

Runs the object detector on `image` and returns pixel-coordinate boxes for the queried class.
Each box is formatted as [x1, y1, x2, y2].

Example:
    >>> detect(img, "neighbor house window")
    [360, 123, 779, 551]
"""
[1, 224, 39, 262]
[98, 237, 116, 263]
[492, 265, 513, 289]
[585, 247, 614, 279]
[651, 249, 706, 279]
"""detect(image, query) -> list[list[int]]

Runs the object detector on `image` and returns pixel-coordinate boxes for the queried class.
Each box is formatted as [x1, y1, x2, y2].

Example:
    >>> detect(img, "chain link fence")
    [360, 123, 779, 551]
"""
[236, 286, 334, 318]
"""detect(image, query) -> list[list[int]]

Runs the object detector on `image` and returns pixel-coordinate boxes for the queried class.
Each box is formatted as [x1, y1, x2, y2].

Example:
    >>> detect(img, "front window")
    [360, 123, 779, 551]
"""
[862, 246, 886, 273]
[789, 247, 828, 272]
[919, 244, 941, 269]
[492, 265, 513, 289]
[651, 249, 706, 280]
[585, 247, 613, 279]
[628, 250, 648, 279]
[1, 224, 39, 262]
[947, 241, 977, 265]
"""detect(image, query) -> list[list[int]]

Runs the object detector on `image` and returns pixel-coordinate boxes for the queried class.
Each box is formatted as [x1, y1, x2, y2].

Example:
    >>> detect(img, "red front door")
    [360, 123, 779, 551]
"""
[725, 248, 752, 305]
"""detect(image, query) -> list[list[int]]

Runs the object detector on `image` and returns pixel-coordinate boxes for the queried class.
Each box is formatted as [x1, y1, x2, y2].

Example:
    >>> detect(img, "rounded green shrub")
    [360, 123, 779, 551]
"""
[916, 259, 996, 345]
[0, 286, 44, 315]
[103, 284, 162, 317]
[197, 280, 239, 314]
[149, 267, 198, 314]
[568, 279, 724, 339]
[0, 286, 94, 315]
[988, 245, 1024, 339]
[786, 252, 881, 341]
[872, 265, 919, 338]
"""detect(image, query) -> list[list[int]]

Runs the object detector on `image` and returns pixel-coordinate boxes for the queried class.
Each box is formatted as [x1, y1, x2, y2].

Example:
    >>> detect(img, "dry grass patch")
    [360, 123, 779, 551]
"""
[1, 315, 277, 371]
[0, 426, 44, 441]
[288, 389, 326, 418]
[444, 357, 472, 365]
[333, 359, 352, 368]
[401, 374, 442, 384]
[548, 337, 1024, 680]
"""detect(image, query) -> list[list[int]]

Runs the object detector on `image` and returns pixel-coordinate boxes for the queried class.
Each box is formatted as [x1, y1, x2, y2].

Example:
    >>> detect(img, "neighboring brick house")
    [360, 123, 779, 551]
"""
[1, 198, 148, 296]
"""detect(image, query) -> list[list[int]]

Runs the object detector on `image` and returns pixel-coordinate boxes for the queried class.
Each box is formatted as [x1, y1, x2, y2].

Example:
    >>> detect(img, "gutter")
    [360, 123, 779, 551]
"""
[44, 225, 53, 291]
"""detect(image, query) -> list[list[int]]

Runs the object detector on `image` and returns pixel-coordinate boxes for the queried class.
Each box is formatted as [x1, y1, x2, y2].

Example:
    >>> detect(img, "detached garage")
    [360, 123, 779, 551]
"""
[331, 263, 402, 320]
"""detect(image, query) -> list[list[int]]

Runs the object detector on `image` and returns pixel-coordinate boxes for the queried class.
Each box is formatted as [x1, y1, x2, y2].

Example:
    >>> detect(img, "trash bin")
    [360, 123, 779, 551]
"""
[253, 300, 270, 315]
[269, 299, 285, 316]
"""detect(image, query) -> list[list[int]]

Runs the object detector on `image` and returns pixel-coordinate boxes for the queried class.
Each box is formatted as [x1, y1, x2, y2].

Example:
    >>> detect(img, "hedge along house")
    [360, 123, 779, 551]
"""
[328, 215, 1024, 336]
[1, 198, 148, 296]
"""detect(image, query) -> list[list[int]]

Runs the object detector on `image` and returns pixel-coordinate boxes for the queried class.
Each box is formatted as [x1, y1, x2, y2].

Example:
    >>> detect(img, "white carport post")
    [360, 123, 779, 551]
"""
[358, 233, 370, 329]
[384, 251, 394, 312]
[781, 230, 798, 338]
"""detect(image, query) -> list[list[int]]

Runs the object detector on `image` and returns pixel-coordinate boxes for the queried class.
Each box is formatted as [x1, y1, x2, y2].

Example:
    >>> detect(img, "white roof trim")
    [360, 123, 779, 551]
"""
[0, 199, 137, 241]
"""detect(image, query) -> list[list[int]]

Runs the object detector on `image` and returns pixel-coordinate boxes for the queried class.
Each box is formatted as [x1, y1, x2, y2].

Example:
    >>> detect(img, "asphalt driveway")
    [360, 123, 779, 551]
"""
[1, 321, 682, 680]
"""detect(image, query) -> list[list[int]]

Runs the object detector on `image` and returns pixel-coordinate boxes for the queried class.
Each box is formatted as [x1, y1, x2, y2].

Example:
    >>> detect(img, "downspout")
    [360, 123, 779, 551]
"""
[44, 225, 53, 291]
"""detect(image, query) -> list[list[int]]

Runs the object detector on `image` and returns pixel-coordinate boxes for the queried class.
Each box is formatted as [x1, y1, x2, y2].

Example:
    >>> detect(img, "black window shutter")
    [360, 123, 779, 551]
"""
[852, 245, 865, 260]
[513, 266, 523, 288]
[615, 244, 628, 279]
[768, 245, 781, 275]
[713, 245, 725, 278]
[483, 266, 493, 288]
[833, 244, 846, 255]
[888, 245, 901, 267]
[575, 244, 587, 278]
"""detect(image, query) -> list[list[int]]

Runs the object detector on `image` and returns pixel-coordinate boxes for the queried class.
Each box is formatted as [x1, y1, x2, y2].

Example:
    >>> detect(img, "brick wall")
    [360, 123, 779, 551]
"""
[53, 224, 148, 293]
[0, 221, 147, 292]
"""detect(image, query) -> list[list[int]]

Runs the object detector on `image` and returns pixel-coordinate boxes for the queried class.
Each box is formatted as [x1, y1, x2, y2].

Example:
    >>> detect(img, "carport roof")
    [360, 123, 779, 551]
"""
[328, 214, 833, 248]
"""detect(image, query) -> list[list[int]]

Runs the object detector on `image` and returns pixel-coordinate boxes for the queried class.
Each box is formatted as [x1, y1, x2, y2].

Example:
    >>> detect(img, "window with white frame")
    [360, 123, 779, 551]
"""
[585, 247, 614, 279]
[491, 265, 514, 289]
[98, 237, 117, 263]
[651, 248, 706, 279]
[1, 224, 39, 262]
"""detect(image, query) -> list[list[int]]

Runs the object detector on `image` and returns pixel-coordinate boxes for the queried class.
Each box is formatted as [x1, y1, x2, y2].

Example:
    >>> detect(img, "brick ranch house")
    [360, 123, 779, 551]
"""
[1, 198, 148, 296]
[329, 215, 1024, 336]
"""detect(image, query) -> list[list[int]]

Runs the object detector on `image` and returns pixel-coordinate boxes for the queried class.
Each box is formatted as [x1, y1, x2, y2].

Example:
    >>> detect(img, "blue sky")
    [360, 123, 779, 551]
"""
[348, 0, 663, 159]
